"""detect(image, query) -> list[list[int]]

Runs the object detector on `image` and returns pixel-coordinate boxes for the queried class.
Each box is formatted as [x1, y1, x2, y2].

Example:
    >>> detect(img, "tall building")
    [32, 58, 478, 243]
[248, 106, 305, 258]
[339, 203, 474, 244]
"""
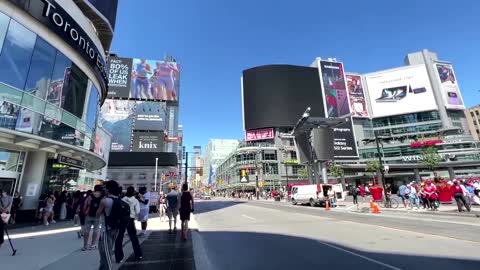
[102, 55, 180, 190]
[0, 0, 118, 221]
[189, 146, 201, 183]
[202, 139, 239, 184]
[465, 105, 480, 141]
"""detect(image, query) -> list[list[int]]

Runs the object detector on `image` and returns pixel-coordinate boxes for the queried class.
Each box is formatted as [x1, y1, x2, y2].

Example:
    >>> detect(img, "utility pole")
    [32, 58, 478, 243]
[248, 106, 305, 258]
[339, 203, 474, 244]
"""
[184, 152, 188, 184]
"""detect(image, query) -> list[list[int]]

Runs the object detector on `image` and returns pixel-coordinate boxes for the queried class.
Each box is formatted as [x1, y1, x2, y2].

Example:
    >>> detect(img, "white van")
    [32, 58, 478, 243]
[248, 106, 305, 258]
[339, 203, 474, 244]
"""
[291, 184, 345, 207]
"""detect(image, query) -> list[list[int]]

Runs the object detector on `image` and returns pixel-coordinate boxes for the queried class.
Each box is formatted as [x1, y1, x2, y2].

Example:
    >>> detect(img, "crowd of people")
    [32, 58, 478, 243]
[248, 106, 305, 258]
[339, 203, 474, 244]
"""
[0, 181, 195, 270]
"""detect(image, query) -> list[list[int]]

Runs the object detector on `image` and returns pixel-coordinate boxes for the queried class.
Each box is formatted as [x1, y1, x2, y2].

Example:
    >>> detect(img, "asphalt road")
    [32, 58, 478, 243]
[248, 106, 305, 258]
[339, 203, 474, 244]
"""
[193, 199, 480, 270]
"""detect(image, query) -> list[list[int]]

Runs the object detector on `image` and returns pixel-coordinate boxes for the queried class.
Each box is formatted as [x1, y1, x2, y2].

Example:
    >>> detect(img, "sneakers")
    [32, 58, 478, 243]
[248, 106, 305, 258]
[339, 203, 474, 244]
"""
[44, 222, 50, 226]
[168, 229, 172, 234]
[51, 220, 56, 224]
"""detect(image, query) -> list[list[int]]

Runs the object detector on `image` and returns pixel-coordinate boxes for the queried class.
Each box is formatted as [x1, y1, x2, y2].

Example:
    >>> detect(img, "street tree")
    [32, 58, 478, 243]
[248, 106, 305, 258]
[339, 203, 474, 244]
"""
[365, 159, 381, 175]
[329, 160, 344, 180]
[298, 166, 308, 180]
[421, 146, 441, 173]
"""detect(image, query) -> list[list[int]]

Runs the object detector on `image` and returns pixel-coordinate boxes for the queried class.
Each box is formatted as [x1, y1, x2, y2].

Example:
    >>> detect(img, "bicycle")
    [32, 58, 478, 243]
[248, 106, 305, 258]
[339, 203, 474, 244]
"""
[378, 195, 399, 209]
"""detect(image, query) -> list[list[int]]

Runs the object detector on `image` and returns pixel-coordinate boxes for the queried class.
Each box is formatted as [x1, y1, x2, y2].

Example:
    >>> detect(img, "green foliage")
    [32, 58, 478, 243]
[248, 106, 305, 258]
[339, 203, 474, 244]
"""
[329, 161, 344, 178]
[421, 146, 441, 171]
[365, 159, 381, 174]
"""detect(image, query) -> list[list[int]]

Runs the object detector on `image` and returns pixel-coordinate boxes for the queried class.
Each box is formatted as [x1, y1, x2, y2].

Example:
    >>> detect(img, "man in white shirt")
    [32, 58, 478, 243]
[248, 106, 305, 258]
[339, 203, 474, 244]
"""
[137, 187, 150, 237]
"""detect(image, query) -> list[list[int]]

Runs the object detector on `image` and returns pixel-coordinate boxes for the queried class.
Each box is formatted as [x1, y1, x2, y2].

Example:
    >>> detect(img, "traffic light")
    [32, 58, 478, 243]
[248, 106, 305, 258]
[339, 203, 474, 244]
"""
[241, 169, 246, 177]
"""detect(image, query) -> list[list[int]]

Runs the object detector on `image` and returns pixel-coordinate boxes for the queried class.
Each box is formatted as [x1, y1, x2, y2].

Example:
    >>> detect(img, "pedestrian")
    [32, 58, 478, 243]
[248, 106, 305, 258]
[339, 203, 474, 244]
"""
[10, 191, 22, 224]
[452, 180, 471, 212]
[82, 185, 103, 251]
[59, 190, 68, 220]
[424, 182, 438, 211]
[358, 184, 366, 202]
[97, 180, 126, 269]
[327, 187, 336, 207]
[179, 183, 194, 241]
[0, 189, 13, 249]
[118, 186, 143, 261]
[408, 183, 419, 210]
[166, 186, 180, 233]
[159, 193, 166, 222]
[137, 187, 150, 237]
[418, 183, 428, 209]
[397, 181, 408, 208]
[352, 185, 359, 205]
[43, 192, 56, 225]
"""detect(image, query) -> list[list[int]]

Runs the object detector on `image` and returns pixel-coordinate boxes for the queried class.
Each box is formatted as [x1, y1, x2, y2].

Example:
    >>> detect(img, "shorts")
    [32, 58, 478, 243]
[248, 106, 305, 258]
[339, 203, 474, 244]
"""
[138, 208, 149, 222]
[399, 195, 407, 201]
[167, 208, 178, 219]
[83, 216, 100, 232]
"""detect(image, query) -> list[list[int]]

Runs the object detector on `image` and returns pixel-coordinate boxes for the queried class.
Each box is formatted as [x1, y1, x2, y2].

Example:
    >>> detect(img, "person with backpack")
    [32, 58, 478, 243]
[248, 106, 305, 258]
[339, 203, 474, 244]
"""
[96, 180, 131, 269]
[117, 186, 142, 261]
[82, 185, 103, 251]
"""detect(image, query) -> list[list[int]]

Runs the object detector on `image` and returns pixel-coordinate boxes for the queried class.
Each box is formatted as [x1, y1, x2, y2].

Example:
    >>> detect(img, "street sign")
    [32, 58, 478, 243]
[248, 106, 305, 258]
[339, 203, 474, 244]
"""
[240, 177, 248, 183]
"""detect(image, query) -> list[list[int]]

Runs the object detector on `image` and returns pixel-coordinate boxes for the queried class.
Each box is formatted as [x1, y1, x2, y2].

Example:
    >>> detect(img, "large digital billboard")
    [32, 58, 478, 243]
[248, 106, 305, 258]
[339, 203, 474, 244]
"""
[100, 100, 135, 152]
[130, 59, 180, 101]
[318, 60, 358, 158]
[245, 128, 274, 142]
[242, 65, 325, 131]
[319, 61, 350, 117]
[435, 63, 465, 110]
[346, 74, 369, 118]
[133, 101, 166, 131]
[131, 131, 164, 152]
[365, 65, 438, 118]
[107, 57, 133, 98]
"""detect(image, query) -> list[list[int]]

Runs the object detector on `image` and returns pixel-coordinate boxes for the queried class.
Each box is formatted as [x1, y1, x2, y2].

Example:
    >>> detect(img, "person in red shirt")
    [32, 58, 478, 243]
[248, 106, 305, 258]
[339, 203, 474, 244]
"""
[358, 185, 366, 202]
[423, 182, 438, 211]
[451, 180, 471, 212]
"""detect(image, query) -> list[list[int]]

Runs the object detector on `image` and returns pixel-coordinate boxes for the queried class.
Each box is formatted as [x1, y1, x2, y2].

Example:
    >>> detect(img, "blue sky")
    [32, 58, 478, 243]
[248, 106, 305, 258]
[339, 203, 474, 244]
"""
[111, 0, 480, 152]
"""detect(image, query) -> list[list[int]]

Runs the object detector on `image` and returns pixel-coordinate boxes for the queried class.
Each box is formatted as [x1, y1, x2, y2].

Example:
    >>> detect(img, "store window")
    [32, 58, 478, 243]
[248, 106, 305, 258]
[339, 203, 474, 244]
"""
[0, 101, 19, 129]
[0, 20, 36, 89]
[24, 38, 56, 99]
[0, 149, 24, 172]
[290, 151, 297, 159]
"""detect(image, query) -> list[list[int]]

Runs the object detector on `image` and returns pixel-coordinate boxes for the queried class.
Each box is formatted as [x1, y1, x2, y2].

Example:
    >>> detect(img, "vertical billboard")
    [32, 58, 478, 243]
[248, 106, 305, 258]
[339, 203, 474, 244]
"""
[133, 101, 166, 131]
[319, 61, 350, 117]
[365, 65, 438, 117]
[100, 99, 135, 152]
[318, 60, 358, 158]
[435, 63, 464, 110]
[107, 57, 133, 98]
[130, 58, 180, 101]
[346, 74, 369, 118]
[131, 131, 165, 152]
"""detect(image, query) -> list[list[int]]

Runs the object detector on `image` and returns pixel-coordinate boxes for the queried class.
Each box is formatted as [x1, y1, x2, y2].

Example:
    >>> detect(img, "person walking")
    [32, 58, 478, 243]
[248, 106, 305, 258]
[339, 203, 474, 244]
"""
[358, 184, 366, 202]
[97, 180, 124, 269]
[0, 189, 13, 249]
[352, 185, 359, 205]
[452, 180, 471, 212]
[166, 186, 180, 233]
[10, 191, 22, 224]
[118, 186, 143, 261]
[408, 183, 419, 210]
[82, 185, 103, 251]
[137, 187, 150, 237]
[159, 193, 166, 222]
[179, 183, 194, 241]
[43, 192, 56, 226]
[424, 182, 438, 211]
[398, 181, 408, 208]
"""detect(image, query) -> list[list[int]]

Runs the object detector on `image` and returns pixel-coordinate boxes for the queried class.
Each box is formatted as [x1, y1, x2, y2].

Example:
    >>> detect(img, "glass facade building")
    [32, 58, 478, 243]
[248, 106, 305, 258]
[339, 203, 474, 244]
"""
[0, 0, 115, 220]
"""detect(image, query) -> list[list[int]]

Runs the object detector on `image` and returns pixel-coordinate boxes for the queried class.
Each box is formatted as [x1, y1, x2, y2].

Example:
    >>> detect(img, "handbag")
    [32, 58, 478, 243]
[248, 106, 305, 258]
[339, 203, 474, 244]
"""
[1, 212, 11, 224]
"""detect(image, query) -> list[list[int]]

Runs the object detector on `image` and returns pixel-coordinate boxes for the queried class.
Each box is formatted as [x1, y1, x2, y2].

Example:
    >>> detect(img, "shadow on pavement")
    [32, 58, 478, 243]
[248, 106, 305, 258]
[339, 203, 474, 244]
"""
[193, 200, 245, 215]
[198, 231, 480, 270]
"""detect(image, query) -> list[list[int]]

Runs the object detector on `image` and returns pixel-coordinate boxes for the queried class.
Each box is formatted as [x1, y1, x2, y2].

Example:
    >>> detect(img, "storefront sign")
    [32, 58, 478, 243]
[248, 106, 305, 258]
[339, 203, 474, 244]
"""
[11, 0, 108, 93]
[165, 136, 181, 142]
[410, 139, 443, 148]
[245, 128, 274, 142]
[402, 153, 451, 162]
[283, 159, 299, 165]
[58, 155, 86, 169]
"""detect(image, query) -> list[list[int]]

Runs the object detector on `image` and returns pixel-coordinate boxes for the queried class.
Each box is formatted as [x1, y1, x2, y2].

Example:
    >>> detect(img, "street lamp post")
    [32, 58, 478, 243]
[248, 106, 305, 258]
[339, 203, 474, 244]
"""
[368, 119, 389, 202]
[154, 157, 158, 192]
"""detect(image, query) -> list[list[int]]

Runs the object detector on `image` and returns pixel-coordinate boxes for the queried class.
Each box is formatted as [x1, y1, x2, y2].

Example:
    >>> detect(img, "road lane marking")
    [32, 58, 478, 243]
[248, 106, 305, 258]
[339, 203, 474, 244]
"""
[241, 214, 256, 220]
[319, 240, 403, 270]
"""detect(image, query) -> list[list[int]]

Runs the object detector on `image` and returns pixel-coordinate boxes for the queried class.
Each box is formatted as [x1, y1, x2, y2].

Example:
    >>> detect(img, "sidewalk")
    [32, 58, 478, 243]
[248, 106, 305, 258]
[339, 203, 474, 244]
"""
[1, 214, 198, 270]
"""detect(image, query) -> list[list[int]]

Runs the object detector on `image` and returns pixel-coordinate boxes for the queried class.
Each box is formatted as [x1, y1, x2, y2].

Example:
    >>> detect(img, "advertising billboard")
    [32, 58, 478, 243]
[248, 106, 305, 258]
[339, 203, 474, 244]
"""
[346, 74, 369, 118]
[435, 63, 465, 110]
[133, 101, 166, 131]
[245, 128, 274, 142]
[131, 131, 164, 152]
[365, 65, 438, 118]
[242, 65, 325, 130]
[319, 61, 350, 117]
[100, 99, 135, 152]
[130, 58, 180, 101]
[107, 57, 133, 98]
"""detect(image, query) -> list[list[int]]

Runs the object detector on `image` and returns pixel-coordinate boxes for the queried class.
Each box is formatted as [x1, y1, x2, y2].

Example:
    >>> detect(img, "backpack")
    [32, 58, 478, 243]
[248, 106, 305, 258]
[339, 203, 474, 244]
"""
[88, 195, 102, 217]
[352, 188, 359, 196]
[105, 197, 130, 230]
